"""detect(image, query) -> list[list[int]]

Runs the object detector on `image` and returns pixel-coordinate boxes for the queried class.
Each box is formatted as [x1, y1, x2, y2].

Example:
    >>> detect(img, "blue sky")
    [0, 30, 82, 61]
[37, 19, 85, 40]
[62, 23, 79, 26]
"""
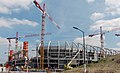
[0, 0, 120, 63]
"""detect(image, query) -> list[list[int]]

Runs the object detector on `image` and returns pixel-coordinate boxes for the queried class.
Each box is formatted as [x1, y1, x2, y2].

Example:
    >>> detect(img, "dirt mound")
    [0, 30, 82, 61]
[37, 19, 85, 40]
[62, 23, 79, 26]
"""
[115, 59, 120, 64]
[95, 70, 104, 73]
[60, 54, 120, 73]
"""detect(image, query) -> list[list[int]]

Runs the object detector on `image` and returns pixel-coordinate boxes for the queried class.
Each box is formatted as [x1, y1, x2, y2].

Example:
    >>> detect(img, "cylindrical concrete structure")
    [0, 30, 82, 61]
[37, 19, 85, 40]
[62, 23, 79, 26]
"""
[23, 41, 28, 58]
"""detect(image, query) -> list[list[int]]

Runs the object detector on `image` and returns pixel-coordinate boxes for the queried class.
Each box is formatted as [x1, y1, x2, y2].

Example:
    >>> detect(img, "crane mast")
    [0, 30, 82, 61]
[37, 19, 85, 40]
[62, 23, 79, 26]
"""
[33, 0, 60, 69]
[15, 32, 19, 58]
[89, 26, 105, 58]
[15, 32, 18, 52]
[40, 3, 45, 70]
[100, 26, 105, 58]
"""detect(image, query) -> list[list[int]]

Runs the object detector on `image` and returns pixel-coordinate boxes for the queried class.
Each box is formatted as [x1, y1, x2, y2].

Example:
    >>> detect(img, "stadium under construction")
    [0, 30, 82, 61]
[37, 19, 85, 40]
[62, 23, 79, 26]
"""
[7, 41, 120, 71]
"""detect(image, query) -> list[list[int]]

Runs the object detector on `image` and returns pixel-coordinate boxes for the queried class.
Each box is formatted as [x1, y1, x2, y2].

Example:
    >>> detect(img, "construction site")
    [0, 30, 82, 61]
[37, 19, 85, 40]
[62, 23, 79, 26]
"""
[0, 0, 120, 73]
[6, 40, 120, 72]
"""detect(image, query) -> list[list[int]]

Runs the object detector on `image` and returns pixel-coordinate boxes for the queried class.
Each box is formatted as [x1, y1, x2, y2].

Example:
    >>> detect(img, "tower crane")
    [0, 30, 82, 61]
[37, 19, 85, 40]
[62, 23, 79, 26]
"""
[89, 26, 105, 58]
[33, 0, 60, 70]
[7, 32, 41, 55]
[33, 0, 60, 29]
[89, 27, 120, 58]
[19, 33, 51, 38]
[7, 32, 49, 58]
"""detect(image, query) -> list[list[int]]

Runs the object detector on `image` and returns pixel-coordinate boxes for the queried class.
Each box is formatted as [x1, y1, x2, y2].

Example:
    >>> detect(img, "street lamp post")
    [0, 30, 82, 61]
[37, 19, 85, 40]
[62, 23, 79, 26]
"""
[73, 27, 86, 73]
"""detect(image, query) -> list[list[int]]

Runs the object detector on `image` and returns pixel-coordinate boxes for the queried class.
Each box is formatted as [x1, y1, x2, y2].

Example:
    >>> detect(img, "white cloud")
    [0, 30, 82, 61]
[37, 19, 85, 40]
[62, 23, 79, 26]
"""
[74, 35, 104, 47]
[105, 0, 120, 15]
[87, 0, 95, 3]
[0, 6, 11, 14]
[0, 0, 43, 14]
[0, 17, 39, 28]
[0, 37, 16, 49]
[0, 37, 9, 45]
[0, 37, 15, 60]
[90, 12, 105, 20]
[90, 17, 120, 31]
[110, 48, 120, 51]
[105, 0, 120, 8]
[116, 42, 120, 47]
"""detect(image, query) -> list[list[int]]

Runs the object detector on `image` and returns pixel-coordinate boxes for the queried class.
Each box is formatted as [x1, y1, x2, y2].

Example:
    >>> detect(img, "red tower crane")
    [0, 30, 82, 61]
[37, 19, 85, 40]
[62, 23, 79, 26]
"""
[19, 33, 51, 38]
[33, 0, 60, 70]
[7, 32, 46, 59]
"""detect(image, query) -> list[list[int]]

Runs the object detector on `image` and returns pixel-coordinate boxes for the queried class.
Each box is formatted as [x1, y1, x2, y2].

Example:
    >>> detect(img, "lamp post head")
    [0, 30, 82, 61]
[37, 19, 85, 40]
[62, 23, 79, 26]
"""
[73, 26, 84, 33]
[73, 27, 78, 30]
[88, 35, 94, 37]
[115, 34, 120, 36]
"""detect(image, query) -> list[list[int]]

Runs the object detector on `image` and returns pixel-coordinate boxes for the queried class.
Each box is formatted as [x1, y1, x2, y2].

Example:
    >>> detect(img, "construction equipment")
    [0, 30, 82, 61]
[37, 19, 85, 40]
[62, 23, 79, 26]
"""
[89, 27, 106, 58]
[7, 32, 45, 59]
[7, 32, 41, 51]
[64, 48, 82, 70]
[33, 0, 60, 29]
[19, 33, 51, 38]
[33, 0, 60, 70]
[89, 27, 120, 58]
[15, 32, 19, 53]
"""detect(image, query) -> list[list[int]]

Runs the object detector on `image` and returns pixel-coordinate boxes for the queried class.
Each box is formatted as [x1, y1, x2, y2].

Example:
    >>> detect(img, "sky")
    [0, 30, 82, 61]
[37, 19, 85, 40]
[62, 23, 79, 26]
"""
[0, 0, 120, 63]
